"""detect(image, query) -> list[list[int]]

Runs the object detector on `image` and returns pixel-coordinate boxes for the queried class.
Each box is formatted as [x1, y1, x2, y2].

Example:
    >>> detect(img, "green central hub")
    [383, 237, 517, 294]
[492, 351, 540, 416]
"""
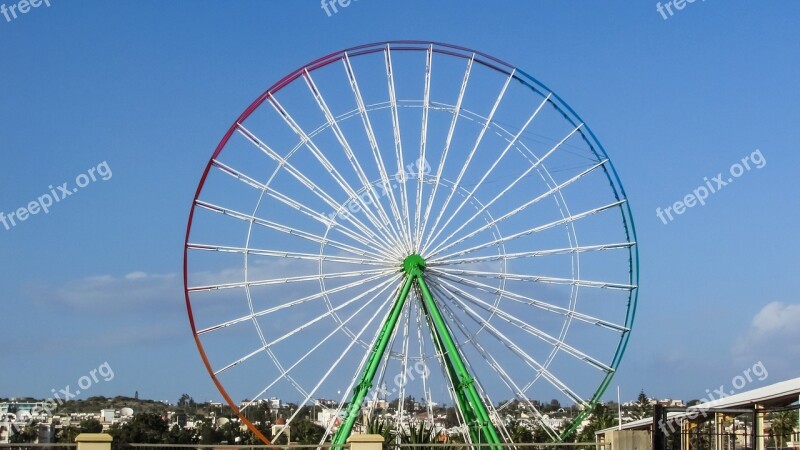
[402, 253, 426, 275]
[331, 253, 501, 448]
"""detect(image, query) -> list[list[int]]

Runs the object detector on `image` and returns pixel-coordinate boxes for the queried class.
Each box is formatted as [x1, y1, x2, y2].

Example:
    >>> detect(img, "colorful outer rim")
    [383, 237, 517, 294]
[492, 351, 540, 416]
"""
[183, 40, 640, 444]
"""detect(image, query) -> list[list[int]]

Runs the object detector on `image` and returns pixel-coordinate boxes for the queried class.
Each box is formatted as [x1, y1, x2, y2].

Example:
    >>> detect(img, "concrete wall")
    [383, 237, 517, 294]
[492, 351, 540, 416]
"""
[605, 429, 651, 450]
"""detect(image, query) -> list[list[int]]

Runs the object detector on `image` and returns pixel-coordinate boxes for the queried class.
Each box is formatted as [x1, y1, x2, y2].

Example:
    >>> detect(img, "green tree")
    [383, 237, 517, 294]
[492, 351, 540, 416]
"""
[767, 410, 799, 450]
[176, 394, 197, 415]
[10, 421, 40, 443]
[165, 424, 197, 444]
[58, 418, 104, 443]
[196, 420, 222, 445]
[57, 426, 81, 444]
[80, 418, 104, 433]
[631, 390, 651, 420]
[109, 412, 169, 448]
[508, 419, 533, 443]
[578, 403, 616, 443]
[217, 420, 247, 444]
[445, 407, 459, 427]
[532, 422, 554, 443]
[290, 418, 325, 444]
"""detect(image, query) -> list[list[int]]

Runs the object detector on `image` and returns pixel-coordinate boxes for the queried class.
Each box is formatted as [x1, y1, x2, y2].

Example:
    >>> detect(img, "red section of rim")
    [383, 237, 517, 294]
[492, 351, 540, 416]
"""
[183, 41, 516, 445]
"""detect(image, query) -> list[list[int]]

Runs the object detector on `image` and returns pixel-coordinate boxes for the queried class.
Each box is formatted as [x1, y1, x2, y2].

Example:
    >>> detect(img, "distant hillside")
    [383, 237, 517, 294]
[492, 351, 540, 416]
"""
[55, 396, 174, 415]
[0, 396, 173, 416]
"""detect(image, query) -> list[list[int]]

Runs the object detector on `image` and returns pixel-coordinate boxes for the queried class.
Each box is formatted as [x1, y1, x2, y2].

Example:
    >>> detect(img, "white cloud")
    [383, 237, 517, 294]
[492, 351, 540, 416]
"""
[26, 271, 180, 313]
[748, 301, 800, 338]
[732, 301, 800, 370]
[125, 271, 149, 280]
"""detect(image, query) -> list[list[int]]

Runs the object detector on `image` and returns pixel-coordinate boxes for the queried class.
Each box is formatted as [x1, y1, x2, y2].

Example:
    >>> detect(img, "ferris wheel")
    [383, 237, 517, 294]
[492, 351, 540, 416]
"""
[184, 41, 639, 446]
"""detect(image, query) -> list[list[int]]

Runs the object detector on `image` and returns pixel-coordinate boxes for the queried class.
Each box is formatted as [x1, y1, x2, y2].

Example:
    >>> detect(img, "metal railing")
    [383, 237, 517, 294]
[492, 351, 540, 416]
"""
[116, 444, 605, 450]
[0, 445, 77, 450]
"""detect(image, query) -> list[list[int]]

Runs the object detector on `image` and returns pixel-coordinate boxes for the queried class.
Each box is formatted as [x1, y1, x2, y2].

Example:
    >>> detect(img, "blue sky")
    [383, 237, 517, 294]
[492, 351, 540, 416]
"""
[1, 1, 799, 406]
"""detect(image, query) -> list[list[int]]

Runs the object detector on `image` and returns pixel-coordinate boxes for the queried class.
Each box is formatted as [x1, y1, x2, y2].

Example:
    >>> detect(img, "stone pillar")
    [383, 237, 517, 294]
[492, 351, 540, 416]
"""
[75, 433, 112, 450]
[680, 419, 687, 450]
[753, 405, 765, 450]
[714, 413, 724, 450]
[347, 434, 385, 450]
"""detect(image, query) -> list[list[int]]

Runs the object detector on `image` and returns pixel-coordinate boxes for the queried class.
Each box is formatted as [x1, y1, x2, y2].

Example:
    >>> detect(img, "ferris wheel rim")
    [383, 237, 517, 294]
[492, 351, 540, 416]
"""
[183, 40, 640, 444]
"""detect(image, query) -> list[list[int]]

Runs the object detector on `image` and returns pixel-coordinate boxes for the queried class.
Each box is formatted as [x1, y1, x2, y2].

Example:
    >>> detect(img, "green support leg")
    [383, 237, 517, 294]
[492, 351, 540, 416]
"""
[331, 273, 416, 447]
[332, 254, 502, 448]
[416, 284, 480, 444]
[415, 270, 502, 448]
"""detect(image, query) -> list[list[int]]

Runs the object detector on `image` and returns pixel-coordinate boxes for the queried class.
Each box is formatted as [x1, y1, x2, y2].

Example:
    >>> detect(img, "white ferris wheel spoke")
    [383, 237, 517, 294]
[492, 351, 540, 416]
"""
[427, 158, 607, 260]
[384, 44, 414, 252]
[431, 267, 636, 291]
[418, 54, 474, 250]
[302, 69, 406, 250]
[215, 274, 400, 376]
[433, 200, 627, 262]
[267, 94, 406, 252]
[342, 52, 411, 254]
[434, 295, 560, 440]
[425, 123, 589, 257]
[421, 70, 517, 255]
[239, 276, 399, 412]
[236, 123, 401, 257]
[197, 272, 395, 336]
[271, 277, 403, 444]
[433, 276, 614, 373]
[193, 199, 391, 261]
[209, 159, 393, 255]
[422, 93, 553, 255]
[415, 300, 435, 420]
[413, 45, 433, 249]
[188, 267, 393, 292]
[395, 297, 412, 424]
[429, 279, 588, 407]
[430, 270, 629, 332]
[429, 242, 635, 267]
[187, 243, 384, 266]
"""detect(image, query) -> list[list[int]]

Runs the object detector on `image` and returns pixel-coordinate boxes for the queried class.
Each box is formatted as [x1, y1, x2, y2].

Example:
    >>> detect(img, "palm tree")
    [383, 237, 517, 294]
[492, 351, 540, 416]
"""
[398, 421, 457, 450]
[365, 416, 395, 450]
[768, 410, 798, 450]
[10, 421, 40, 443]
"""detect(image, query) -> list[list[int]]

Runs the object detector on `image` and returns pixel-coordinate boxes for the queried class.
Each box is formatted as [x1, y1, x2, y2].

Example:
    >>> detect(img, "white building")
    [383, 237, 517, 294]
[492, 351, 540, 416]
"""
[268, 397, 281, 409]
